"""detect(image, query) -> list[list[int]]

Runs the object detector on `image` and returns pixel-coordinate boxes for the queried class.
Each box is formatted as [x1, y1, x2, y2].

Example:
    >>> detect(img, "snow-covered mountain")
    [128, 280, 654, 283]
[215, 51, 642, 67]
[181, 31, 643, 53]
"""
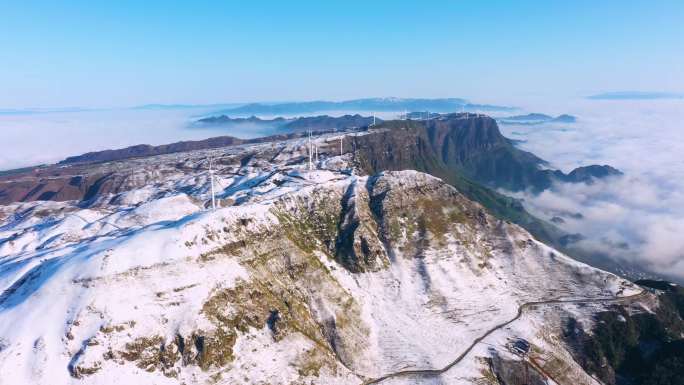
[0, 124, 654, 385]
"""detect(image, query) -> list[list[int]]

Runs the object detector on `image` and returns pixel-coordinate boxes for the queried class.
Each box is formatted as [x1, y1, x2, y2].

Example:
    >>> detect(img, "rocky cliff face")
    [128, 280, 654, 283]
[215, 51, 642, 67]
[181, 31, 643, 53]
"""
[0, 133, 649, 385]
[350, 114, 620, 193]
[564, 280, 684, 385]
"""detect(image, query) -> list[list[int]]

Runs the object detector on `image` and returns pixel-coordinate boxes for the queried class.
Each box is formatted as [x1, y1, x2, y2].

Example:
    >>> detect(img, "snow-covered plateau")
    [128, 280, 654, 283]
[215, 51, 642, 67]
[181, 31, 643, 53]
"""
[0, 131, 647, 385]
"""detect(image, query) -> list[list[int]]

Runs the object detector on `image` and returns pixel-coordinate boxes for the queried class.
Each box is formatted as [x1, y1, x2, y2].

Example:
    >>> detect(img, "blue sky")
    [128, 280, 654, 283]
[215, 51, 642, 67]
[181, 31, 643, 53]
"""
[1, 0, 682, 108]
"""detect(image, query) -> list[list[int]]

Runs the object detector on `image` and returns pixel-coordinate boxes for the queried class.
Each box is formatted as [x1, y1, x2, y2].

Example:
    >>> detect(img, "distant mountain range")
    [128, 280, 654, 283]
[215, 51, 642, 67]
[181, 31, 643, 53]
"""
[195, 115, 288, 126]
[588, 91, 684, 100]
[1, 98, 514, 117]
[195, 114, 379, 132]
[497, 113, 577, 125]
[210, 97, 516, 116]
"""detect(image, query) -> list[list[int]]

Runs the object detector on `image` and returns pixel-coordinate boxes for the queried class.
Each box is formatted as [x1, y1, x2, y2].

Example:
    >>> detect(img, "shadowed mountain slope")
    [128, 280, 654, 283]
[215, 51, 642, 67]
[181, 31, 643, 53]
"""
[350, 114, 620, 194]
[347, 114, 625, 271]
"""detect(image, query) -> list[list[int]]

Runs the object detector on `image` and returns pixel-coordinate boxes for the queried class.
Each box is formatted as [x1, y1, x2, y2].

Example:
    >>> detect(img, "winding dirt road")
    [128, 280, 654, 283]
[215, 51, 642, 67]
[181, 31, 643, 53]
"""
[361, 290, 647, 385]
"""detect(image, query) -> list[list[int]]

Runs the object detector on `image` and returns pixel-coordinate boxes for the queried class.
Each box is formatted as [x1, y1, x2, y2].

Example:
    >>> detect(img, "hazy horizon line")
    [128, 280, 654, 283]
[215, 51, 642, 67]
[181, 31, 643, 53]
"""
[5, 91, 681, 112]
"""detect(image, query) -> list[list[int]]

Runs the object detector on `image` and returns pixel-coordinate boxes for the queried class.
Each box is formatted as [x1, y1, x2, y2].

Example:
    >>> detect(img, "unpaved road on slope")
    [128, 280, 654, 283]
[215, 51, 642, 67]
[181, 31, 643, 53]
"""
[362, 290, 647, 384]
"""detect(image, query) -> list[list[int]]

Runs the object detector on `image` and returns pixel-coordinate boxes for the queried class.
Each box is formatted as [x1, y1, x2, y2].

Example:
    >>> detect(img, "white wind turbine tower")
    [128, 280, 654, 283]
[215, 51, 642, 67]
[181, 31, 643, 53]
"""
[315, 140, 319, 165]
[208, 157, 216, 210]
[307, 129, 313, 170]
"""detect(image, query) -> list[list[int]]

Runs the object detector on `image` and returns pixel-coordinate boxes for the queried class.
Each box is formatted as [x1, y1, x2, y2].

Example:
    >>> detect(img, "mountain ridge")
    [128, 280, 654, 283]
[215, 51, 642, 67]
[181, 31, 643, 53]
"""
[352, 114, 619, 193]
[497, 113, 577, 125]
[194, 114, 379, 133]
[212, 97, 516, 116]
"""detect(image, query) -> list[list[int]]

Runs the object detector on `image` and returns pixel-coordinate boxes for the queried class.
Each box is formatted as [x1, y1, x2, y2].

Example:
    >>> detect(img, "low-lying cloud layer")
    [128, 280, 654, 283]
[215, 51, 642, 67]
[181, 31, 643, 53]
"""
[0, 108, 276, 170]
[0, 107, 401, 171]
[500, 99, 684, 281]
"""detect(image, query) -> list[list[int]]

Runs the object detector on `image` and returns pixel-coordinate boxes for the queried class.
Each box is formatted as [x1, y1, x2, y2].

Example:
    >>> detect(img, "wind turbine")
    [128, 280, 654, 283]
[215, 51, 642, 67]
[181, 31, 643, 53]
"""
[307, 129, 313, 170]
[208, 157, 216, 210]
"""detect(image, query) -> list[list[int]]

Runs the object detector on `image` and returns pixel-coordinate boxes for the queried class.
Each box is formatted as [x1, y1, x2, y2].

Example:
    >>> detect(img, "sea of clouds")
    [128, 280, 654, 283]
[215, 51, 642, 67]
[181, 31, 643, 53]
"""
[499, 98, 684, 281]
[0, 107, 278, 170]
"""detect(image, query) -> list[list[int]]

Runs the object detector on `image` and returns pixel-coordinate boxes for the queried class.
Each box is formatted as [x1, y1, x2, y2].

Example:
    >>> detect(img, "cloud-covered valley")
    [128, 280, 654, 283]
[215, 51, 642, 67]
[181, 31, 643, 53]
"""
[500, 99, 684, 281]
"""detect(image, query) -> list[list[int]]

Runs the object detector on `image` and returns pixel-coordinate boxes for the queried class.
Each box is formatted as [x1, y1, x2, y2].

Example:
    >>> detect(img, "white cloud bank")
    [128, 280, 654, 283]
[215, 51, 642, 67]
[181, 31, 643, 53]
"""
[0, 108, 274, 170]
[0, 107, 402, 171]
[500, 99, 684, 280]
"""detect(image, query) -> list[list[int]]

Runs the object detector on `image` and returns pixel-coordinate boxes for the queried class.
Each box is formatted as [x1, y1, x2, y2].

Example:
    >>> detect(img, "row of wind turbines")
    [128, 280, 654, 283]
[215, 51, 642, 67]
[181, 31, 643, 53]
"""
[202, 129, 327, 212]
[204, 107, 463, 210]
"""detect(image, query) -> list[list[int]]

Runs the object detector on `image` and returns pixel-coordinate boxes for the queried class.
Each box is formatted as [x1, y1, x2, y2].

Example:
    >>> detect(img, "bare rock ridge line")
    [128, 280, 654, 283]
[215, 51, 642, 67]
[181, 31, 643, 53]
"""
[361, 290, 648, 385]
